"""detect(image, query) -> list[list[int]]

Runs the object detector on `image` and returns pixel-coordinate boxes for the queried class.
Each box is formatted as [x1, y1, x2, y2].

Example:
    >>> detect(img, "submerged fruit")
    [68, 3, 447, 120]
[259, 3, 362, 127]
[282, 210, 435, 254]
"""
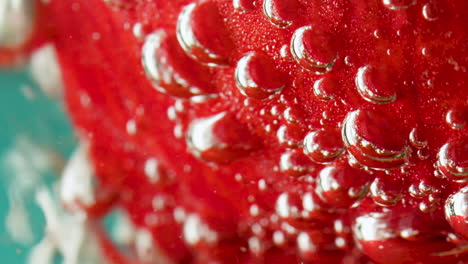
[1, 0, 467, 263]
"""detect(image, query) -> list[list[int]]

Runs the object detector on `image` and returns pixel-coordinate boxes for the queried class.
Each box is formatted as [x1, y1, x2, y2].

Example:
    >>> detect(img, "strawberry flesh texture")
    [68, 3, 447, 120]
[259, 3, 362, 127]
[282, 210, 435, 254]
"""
[2, 0, 468, 263]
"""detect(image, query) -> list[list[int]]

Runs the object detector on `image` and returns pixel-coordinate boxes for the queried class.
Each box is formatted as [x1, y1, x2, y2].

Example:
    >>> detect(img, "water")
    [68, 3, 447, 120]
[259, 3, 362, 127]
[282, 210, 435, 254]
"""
[0, 68, 75, 263]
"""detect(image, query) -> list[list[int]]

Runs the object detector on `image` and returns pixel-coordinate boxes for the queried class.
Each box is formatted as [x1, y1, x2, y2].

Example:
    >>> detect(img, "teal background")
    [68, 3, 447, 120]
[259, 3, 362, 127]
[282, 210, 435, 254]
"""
[0, 68, 76, 263]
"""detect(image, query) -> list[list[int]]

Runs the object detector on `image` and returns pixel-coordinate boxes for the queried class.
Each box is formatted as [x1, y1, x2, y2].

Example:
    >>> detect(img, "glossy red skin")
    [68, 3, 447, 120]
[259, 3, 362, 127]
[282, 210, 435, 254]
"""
[2, 0, 467, 263]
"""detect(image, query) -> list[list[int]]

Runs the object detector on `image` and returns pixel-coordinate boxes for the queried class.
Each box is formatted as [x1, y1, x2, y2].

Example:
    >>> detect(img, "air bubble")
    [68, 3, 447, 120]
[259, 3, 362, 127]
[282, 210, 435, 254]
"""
[445, 187, 468, 239]
[409, 128, 427, 149]
[301, 192, 331, 222]
[174, 123, 183, 138]
[419, 180, 439, 195]
[342, 109, 410, 170]
[297, 232, 316, 253]
[167, 106, 177, 121]
[291, 26, 336, 74]
[152, 195, 169, 212]
[355, 65, 397, 104]
[335, 237, 347, 248]
[316, 161, 370, 207]
[382, 0, 417, 10]
[276, 124, 304, 148]
[422, 3, 439, 21]
[132, 23, 144, 39]
[187, 112, 257, 163]
[353, 212, 396, 242]
[177, 2, 234, 66]
[436, 138, 468, 182]
[303, 129, 344, 164]
[283, 107, 301, 124]
[183, 214, 218, 245]
[276, 192, 299, 219]
[313, 77, 336, 101]
[263, 0, 299, 28]
[280, 45, 290, 58]
[279, 149, 311, 176]
[144, 158, 160, 184]
[417, 149, 429, 160]
[344, 56, 354, 66]
[399, 228, 420, 240]
[233, 0, 254, 11]
[126, 119, 137, 135]
[273, 231, 286, 246]
[235, 52, 285, 99]
[142, 31, 215, 97]
[173, 207, 187, 223]
[370, 177, 402, 206]
[297, 230, 339, 262]
[446, 107, 467, 129]
[248, 236, 264, 255]
[250, 204, 260, 216]
[409, 184, 424, 198]
[258, 179, 267, 191]
[353, 207, 454, 262]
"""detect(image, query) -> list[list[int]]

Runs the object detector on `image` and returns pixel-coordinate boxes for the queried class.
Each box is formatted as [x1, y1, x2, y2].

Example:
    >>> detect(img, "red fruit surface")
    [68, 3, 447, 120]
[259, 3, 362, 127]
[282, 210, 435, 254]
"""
[1, 0, 468, 263]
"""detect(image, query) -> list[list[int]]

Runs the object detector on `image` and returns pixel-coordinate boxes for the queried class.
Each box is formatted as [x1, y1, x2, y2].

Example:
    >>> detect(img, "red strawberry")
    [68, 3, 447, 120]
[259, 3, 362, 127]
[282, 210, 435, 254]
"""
[2, 0, 468, 263]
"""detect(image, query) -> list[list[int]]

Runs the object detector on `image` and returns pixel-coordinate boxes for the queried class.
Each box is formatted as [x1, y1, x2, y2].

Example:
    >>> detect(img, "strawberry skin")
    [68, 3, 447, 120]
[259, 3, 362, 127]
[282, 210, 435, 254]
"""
[2, 0, 468, 263]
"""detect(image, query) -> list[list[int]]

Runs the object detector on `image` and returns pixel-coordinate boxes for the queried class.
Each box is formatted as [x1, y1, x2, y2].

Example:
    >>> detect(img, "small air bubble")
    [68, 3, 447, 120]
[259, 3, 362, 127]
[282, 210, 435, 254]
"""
[133, 22, 144, 39]
[126, 119, 137, 135]
[250, 204, 260, 216]
[91, 32, 101, 41]
[258, 179, 267, 191]
[273, 231, 286, 246]
[422, 3, 439, 21]
[144, 158, 160, 183]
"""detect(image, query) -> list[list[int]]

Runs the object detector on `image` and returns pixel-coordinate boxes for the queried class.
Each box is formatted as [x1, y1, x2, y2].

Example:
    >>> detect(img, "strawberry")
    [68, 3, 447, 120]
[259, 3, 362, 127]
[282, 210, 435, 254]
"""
[1, 0, 467, 263]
